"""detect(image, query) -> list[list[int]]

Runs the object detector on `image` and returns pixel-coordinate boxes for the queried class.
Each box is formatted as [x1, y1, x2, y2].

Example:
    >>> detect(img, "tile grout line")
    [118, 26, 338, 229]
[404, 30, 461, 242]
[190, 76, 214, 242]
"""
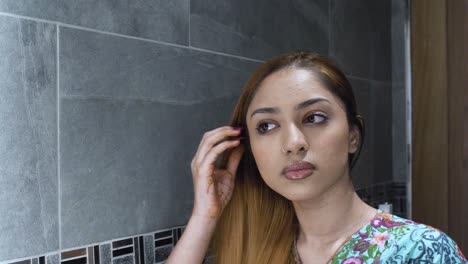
[57, 24, 62, 257]
[0, 11, 263, 63]
[0, 12, 392, 82]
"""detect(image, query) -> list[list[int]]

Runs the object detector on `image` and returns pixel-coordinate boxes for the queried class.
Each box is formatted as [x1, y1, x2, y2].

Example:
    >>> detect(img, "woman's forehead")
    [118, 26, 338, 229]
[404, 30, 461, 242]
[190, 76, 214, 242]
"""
[248, 68, 340, 110]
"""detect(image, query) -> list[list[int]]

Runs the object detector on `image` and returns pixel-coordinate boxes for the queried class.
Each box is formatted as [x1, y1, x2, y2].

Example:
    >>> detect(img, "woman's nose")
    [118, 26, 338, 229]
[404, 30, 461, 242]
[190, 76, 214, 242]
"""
[282, 125, 309, 155]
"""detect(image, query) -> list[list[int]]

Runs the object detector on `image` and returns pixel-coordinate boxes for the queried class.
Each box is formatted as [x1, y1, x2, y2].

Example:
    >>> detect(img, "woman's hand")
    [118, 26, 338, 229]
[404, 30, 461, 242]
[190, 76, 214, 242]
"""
[191, 126, 245, 220]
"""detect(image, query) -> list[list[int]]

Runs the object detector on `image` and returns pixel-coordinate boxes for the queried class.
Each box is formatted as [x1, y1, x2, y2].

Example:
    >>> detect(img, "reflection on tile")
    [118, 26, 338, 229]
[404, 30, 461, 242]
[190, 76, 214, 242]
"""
[191, 0, 329, 60]
[0, 0, 189, 44]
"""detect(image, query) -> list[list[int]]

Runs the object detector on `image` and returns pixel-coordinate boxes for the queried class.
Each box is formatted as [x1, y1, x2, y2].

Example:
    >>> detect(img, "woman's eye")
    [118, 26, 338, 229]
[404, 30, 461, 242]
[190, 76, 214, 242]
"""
[306, 113, 327, 124]
[256, 122, 277, 134]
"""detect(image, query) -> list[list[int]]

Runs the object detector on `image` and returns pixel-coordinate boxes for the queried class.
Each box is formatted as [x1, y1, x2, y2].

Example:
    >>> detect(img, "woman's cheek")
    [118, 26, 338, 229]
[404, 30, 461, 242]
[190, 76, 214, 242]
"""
[251, 141, 277, 180]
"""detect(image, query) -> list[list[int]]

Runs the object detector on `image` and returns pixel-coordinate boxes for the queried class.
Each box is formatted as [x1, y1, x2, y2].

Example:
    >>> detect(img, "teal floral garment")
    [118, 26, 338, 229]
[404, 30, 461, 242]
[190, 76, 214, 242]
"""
[294, 210, 467, 263]
[329, 210, 467, 263]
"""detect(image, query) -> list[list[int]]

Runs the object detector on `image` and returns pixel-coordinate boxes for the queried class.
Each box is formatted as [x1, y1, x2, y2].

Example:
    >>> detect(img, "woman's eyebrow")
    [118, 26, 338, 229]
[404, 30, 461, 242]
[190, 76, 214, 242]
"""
[295, 97, 331, 111]
[250, 107, 279, 118]
[250, 98, 330, 119]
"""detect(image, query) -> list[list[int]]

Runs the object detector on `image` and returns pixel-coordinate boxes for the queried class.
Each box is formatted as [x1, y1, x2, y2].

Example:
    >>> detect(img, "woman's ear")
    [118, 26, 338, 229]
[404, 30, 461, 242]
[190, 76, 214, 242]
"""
[348, 116, 363, 154]
[348, 127, 359, 154]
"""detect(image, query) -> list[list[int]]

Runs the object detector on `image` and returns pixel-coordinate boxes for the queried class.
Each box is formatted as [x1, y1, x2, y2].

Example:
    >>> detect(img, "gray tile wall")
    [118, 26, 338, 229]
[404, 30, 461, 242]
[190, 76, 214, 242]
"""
[0, 0, 401, 261]
[191, 0, 329, 60]
[0, 15, 58, 260]
[391, 0, 410, 184]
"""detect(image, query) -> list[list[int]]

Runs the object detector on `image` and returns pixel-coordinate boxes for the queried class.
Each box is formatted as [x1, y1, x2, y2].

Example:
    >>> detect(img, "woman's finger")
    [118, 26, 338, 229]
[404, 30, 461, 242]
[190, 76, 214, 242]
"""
[226, 144, 245, 176]
[198, 139, 241, 177]
[192, 126, 231, 169]
[194, 127, 242, 166]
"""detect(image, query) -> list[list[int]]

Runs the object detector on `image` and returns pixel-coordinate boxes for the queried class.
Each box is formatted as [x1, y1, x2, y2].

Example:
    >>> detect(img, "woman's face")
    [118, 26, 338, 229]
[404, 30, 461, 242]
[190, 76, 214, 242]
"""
[246, 67, 359, 202]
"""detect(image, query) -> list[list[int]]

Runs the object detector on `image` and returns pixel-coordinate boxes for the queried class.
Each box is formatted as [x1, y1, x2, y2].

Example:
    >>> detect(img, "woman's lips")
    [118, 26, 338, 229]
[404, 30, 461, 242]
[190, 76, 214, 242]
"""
[282, 161, 316, 180]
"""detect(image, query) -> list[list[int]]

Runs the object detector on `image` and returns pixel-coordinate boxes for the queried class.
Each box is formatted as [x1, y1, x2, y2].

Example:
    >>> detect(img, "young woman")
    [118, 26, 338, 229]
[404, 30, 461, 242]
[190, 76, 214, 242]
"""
[167, 52, 466, 264]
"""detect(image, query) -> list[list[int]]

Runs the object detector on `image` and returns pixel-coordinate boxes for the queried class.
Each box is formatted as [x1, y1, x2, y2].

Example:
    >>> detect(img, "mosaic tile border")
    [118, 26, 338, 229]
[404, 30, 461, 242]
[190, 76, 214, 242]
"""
[2, 227, 193, 264]
[3, 182, 406, 264]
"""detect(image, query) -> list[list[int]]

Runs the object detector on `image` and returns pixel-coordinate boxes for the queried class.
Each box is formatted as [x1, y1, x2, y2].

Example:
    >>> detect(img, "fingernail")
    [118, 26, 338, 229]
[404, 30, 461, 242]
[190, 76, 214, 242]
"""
[233, 126, 244, 131]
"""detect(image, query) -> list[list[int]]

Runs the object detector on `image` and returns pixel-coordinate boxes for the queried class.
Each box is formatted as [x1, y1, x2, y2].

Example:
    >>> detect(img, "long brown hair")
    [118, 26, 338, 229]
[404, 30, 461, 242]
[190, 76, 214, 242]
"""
[211, 52, 365, 264]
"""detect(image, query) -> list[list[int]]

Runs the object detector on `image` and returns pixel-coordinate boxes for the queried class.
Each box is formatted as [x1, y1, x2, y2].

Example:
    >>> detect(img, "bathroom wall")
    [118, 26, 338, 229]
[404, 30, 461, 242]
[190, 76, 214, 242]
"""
[0, 0, 403, 263]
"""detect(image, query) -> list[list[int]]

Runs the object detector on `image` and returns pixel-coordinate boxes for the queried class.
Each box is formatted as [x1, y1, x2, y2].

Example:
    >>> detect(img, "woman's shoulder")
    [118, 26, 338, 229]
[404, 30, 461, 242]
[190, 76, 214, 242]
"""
[376, 211, 467, 263]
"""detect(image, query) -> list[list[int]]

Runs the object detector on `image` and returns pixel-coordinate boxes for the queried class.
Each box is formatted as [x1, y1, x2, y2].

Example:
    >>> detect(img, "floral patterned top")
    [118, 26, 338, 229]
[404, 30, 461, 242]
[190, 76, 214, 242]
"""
[292, 210, 467, 263]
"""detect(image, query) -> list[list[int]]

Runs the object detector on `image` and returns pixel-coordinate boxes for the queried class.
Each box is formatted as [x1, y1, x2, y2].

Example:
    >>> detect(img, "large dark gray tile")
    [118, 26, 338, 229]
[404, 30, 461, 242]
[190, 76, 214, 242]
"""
[391, 0, 409, 86]
[330, 0, 392, 82]
[370, 82, 393, 184]
[191, 0, 329, 60]
[60, 97, 239, 248]
[349, 78, 393, 188]
[0, 0, 189, 45]
[0, 16, 58, 261]
[348, 77, 372, 188]
[392, 85, 407, 183]
[59, 28, 259, 248]
[60, 27, 259, 100]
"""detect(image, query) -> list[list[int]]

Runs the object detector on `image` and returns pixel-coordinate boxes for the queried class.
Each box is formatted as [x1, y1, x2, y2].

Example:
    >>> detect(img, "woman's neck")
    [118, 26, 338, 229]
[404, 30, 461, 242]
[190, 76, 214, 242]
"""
[292, 176, 376, 246]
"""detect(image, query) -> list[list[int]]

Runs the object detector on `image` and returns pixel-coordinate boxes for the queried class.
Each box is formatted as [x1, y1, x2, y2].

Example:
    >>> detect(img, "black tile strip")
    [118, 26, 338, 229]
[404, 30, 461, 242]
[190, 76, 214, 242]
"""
[112, 246, 133, 258]
[172, 230, 177, 246]
[139, 236, 145, 264]
[112, 238, 133, 249]
[39, 257, 45, 264]
[154, 230, 172, 240]
[61, 257, 86, 264]
[94, 246, 100, 264]
[155, 237, 173, 248]
[134, 237, 140, 264]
